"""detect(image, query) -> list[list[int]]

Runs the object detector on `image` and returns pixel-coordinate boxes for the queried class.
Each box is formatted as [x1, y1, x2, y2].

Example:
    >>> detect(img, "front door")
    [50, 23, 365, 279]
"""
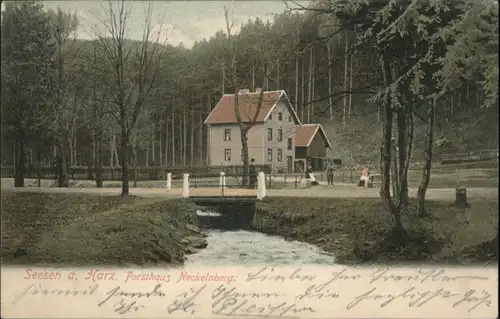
[287, 156, 293, 173]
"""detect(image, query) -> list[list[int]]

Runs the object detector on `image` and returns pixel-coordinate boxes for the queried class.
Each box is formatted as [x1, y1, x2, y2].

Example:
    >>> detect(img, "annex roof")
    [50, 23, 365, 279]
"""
[294, 124, 333, 149]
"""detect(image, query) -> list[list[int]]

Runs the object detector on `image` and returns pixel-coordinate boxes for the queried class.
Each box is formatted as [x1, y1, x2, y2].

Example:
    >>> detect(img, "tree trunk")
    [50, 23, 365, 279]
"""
[206, 92, 211, 165]
[109, 125, 114, 167]
[69, 133, 74, 167]
[95, 119, 103, 188]
[190, 106, 195, 166]
[240, 127, 250, 187]
[390, 138, 400, 203]
[182, 107, 187, 167]
[252, 63, 255, 91]
[301, 57, 305, 123]
[398, 96, 413, 208]
[294, 56, 299, 113]
[159, 124, 163, 167]
[120, 126, 130, 196]
[307, 47, 313, 124]
[327, 39, 333, 121]
[171, 94, 175, 166]
[14, 130, 25, 187]
[450, 94, 454, 120]
[37, 150, 42, 188]
[311, 56, 316, 122]
[348, 48, 354, 118]
[417, 95, 436, 216]
[113, 142, 119, 167]
[152, 130, 156, 165]
[379, 51, 404, 235]
[222, 64, 225, 95]
[396, 107, 407, 208]
[165, 120, 169, 167]
[276, 58, 280, 89]
[199, 105, 203, 165]
[73, 127, 77, 166]
[57, 140, 69, 188]
[343, 34, 349, 125]
[89, 130, 96, 180]
[86, 156, 94, 181]
[133, 144, 138, 188]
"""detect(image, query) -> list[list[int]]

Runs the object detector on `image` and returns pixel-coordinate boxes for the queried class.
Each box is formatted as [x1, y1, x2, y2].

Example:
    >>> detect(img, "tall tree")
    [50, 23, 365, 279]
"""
[93, 0, 166, 195]
[1, 1, 56, 187]
[47, 7, 79, 187]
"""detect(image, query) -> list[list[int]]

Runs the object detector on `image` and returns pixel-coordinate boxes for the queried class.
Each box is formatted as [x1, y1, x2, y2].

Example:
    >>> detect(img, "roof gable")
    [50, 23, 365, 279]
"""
[265, 91, 302, 125]
[294, 124, 332, 149]
[204, 90, 301, 125]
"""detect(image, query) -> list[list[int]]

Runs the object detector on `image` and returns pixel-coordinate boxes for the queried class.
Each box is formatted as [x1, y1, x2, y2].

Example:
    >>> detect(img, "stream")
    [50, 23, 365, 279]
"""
[184, 227, 336, 266]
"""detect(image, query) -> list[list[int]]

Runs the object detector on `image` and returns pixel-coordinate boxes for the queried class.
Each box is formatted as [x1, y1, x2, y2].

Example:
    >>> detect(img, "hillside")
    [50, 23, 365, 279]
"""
[320, 99, 498, 165]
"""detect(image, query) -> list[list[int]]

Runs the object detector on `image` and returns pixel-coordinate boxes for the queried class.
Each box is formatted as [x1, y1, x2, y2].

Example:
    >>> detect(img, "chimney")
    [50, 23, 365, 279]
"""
[239, 89, 250, 94]
[255, 88, 262, 93]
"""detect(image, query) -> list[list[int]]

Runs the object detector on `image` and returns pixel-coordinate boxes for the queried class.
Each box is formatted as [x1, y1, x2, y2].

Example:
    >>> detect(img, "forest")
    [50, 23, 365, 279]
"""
[1, 0, 498, 195]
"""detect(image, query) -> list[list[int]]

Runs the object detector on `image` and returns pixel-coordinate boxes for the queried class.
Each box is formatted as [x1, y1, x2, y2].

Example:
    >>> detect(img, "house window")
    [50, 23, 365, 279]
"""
[224, 129, 231, 141]
[267, 149, 273, 162]
[277, 129, 283, 141]
[267, 128, 273, 141]
[277, 149, 283, 162]
[288, 115, 292, 122]
[269, 113, 272, 120]
[224, 149, 231, 161]
[287, 138, 292, 150]
[278, 112, 283, 121]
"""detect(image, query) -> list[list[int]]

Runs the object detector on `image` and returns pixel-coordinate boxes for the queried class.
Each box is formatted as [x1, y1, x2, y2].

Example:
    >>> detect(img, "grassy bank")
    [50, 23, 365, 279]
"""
[1, 192, 204, 266]
[253, 197, 498, 265]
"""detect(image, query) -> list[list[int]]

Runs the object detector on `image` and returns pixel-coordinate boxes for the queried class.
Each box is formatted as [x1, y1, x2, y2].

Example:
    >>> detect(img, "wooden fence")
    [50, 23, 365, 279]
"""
[440, 149, 498, 164]
[0, 164, 272, 183]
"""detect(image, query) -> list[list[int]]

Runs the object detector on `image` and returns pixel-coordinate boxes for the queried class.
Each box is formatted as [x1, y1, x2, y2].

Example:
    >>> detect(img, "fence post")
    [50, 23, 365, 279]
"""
[166, 172, 172, 190]
[257, 171, 266, 200]
[219, 171, 226, 188]
[220, 171, 226, 196]
[182, 173, 190, 198]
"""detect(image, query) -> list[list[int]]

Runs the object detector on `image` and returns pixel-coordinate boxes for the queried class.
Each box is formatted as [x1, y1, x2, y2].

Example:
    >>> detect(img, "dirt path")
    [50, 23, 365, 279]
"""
[2, 185, 497, 201]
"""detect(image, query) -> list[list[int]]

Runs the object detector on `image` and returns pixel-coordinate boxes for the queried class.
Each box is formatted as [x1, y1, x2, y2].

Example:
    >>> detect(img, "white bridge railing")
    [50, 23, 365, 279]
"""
[166, 171, 266, 200]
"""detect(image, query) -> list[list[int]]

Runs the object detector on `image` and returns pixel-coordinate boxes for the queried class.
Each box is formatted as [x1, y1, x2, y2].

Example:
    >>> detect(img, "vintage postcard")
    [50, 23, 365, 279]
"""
[1, 0, 498, 318]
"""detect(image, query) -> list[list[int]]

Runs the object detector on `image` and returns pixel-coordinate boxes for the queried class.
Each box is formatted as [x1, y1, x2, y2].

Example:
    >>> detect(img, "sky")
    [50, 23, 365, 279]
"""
[1, 1, 302, 48]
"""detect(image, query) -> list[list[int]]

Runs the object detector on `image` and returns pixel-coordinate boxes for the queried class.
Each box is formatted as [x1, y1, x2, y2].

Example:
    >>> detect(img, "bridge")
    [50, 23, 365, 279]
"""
[167, 172, 267, 230]
[172, 171, 267, 206]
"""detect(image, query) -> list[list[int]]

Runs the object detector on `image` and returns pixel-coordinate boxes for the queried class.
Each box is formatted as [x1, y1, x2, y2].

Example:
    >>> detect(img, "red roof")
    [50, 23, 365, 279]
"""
[294, 124, 332, 149]
[204, 90, 300, 125]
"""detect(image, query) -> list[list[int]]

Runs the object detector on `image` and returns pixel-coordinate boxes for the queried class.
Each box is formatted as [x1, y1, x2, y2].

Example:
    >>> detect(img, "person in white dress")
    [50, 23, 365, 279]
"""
[358, 166, 370, 187]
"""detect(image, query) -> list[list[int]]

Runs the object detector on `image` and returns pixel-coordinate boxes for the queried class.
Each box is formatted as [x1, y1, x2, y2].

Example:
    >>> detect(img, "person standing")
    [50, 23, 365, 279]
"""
[249, 158, 257, 189]
[327, 161, 335, 187]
